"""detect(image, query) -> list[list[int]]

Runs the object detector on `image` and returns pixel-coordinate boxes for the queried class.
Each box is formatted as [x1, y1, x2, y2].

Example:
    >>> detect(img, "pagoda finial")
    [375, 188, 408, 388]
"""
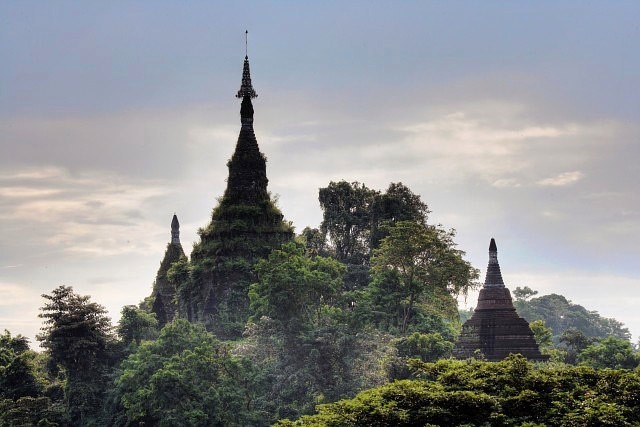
[171, 214, 180, 245]
[236, 31, 257, 99]
[484, 237, 505, 287]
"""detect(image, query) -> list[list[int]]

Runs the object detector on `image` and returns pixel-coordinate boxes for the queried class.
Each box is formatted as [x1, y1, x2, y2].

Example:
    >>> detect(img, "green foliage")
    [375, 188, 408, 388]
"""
[395, 332, 454, 362]
[249, 242, 346, 334]
[299, 226, 332, 257]
[513, 286, 538, 302]
[530, 320, 554, 352]
[559, 328, 593, 364]
[37, 285, 117, 425]
[318, 181, 432, 266]
[369, 182, 430, 250]
[0, 396, 68, 426]
[367, 221, 479, 333]
[244, 242, 394, 422]
[0, 330, 41, 400]
[108, 319, 260, 426]
[185, 195, 294, 339]
[319, 181, 378, 265]
[38, 286, 114, 374]
[0, 330, 69, 425]
[151, 242, 187, 327]
[117, 305, 158, 347]
[513, 289, 630, 340]
[281, 355, 640, 426]
[388, 332, 454, 380]
[578, 336, 640, 370]
[239, 318, 394, 423]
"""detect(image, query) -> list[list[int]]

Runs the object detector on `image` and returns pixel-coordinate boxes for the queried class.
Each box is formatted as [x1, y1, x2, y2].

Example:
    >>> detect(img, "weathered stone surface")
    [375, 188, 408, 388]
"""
[186, 56, 293, 338]
[151, 215, 186, 327]
[454, 239, 548, 361]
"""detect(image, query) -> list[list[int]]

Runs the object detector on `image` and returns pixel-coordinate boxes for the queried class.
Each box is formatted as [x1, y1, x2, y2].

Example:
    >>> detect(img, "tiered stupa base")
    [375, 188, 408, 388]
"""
[454, 287, 548, 361]
[454, 239, 548, 361]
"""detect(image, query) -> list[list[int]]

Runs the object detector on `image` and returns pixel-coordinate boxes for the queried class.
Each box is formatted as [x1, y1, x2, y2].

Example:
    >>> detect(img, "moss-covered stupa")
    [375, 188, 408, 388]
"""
[151, 214, 187, 328]
[184, 49, 293, 338]
[454, 239, 548, 361]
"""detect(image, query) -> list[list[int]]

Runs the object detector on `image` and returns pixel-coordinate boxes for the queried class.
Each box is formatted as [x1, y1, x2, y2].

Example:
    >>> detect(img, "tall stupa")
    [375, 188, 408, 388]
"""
[186, 34, 293, 338]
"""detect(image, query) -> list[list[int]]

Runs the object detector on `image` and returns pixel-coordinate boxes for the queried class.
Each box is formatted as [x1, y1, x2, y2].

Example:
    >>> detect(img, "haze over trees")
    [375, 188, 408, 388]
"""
[2, 181, 638, 426]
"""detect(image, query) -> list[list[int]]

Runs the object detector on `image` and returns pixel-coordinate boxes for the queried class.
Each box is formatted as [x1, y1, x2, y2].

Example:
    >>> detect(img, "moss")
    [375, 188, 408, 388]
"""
[174, 113, 294, 339]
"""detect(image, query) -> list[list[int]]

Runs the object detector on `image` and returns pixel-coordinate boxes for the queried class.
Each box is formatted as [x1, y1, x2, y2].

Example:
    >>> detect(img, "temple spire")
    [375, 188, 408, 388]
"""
[171, 214, 180, 245]
[236, 31, 257, 100]
[454, 238, 548, 361]
[484, 238, 505, 287]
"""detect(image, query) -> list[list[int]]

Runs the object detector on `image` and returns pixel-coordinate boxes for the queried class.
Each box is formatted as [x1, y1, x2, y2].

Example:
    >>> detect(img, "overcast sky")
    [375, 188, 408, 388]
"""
[2, 2, 640, 344]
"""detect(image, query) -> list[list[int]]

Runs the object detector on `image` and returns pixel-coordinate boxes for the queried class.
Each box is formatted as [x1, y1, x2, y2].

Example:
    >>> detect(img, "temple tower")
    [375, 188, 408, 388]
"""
[454, 239, 548, 361]
[151, 214, 187, 327]
[187, 42, 293, 338]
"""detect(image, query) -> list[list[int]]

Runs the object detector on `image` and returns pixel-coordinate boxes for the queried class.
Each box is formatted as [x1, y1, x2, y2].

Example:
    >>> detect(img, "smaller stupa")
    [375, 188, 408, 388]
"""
[454, 238, 548, 361]
[151, 214, 187, 327]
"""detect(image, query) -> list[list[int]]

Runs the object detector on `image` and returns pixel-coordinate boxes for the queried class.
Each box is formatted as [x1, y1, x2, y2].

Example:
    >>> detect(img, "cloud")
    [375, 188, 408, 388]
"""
[0, 282, 41, 307]
[537, 171, 584, 187]
[0, 166, 174, 258]
[491, 178, 521, 188]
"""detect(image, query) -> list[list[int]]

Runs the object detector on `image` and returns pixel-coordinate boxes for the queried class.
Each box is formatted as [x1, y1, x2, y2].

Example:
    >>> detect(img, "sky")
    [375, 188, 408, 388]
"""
[2, 2, 640, 345]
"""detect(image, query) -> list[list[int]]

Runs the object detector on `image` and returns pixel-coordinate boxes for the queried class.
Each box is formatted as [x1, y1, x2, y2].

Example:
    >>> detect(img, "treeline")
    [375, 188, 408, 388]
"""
[1, 181, 637, 426]
[276, 355, 640, 426]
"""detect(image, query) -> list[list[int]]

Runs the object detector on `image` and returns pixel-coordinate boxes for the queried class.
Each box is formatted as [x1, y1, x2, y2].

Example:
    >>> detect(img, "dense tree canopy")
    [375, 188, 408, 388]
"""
[513, 287, 631, 340]
[578, 336, 640, 370]
[6, 180, 637, 426]
[369, 182, 430, 250]
[319, 181, 377, 265]
[38, 285, 118, 425]
[0, 330, 41, 400]
[117, 305, 158, 347]
[250, 242, 346, 334]
[108, 319, 260, 426]
[368, 221, 479, 333]
[279, 355, 640, 426]
[0, 330, 68, 425]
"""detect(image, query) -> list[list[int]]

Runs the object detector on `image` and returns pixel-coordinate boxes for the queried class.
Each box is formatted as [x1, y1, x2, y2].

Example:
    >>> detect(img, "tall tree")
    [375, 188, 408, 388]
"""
[368, 221, 479, 334]
[369, 182, 430, 250]
[37, 285, 115, 425]
[299, 226, 331, 257]
[319, 181, 378, 265]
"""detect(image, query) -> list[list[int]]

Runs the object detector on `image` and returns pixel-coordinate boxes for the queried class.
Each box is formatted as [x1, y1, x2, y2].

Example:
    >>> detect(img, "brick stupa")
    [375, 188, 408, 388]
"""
[454, 238, 548, 361]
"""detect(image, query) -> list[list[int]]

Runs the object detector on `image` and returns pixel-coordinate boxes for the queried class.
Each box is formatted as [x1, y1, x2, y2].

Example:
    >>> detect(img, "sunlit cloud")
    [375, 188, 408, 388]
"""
[537, 171, 584, 187]
[0, 282, 41, 307]
[0, 166, 174, 257]
[0, 187, 63, 198]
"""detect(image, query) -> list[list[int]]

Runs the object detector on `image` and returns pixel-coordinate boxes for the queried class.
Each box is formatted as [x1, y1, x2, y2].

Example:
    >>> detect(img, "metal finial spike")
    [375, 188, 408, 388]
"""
[236, 32, 257, 99]
[245, 30, 248, 58]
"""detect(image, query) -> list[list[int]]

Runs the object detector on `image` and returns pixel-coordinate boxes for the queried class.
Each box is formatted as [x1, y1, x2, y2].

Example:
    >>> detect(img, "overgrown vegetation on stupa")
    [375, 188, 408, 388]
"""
[3, 56, 639, 426]
[3, 179, 637, 426]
